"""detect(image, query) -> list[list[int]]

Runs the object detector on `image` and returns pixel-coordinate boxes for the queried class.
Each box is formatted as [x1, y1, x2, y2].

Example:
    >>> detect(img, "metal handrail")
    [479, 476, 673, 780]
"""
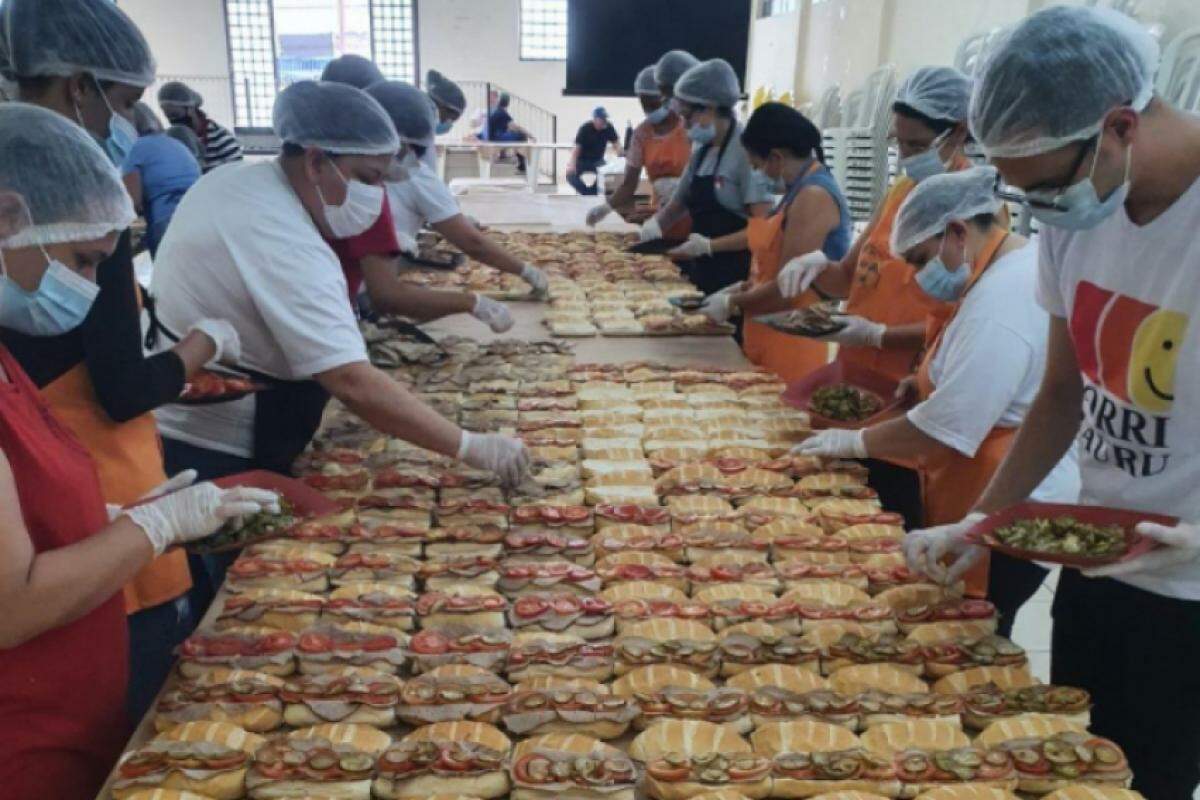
[449, 79, 559, 186]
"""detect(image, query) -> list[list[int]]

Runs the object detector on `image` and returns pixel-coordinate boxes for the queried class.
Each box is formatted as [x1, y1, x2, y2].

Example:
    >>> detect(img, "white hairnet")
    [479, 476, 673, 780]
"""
[891, 165, 1002, 254]
[635, 65, 660, 97]
[970, 6, 1158, 158]
[894, 66, 972, 123]
[654, 50, 700, 89]
[674, 59, 741, 109]
[273, 80, 399, 156]
[158, 81, 201, 110]
[365, 80, 436, 148]
[3, 0, 155, 87]
[426, 69, 466, 114]
[0, 103, 134, 248]
[320, 54, 384, 90]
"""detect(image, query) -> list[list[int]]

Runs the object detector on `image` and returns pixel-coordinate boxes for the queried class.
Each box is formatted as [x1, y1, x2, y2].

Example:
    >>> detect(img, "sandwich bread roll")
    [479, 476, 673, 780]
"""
[509, 733, 636, 800]
[911, 788, 1020, 799]
[829, 664, 929, 696]
[931, 667, 1035, 695]
[859, 720, 970, 758]
[153, 720, 266, 755]
[751, 720, 900, 797]
[288, 722, 393, 755]
[632, 719, 769, 800]
[374, 722, 512, 799]
[1039, 789, 1145, 800]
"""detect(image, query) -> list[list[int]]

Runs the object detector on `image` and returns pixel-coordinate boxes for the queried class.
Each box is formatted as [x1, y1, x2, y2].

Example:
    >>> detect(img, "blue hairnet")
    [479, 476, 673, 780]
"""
[158, 81, 202, 110]
[654, 50, 700, 90]
[674, 59, 741, 109]
[0, 103, 134, 247]
[426, 69, 466, 114]
[320, 54, 384, 90]
[970, 6, 1158, 158]
[365, 80, 436, 148]
[273, 80, 399, 156]
[891, 166, 1002, 254]
[634, 66, 660, 97]
[3, 0, 155, 87]
[894, 66, 972, 123]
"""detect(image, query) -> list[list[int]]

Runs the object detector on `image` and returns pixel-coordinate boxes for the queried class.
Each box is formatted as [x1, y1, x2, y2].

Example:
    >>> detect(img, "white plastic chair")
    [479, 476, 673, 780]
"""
[1158, 26, 1200, 113]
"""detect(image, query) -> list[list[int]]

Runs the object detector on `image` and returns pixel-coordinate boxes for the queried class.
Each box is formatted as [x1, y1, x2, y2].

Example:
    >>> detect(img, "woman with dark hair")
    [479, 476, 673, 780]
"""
[696, 102, 851, 381]
[121, 103, 202, 256]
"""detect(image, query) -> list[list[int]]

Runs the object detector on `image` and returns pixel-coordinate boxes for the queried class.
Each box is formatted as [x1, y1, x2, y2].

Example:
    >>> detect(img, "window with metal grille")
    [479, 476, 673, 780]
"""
[225, 0, 277, 128]
[224, 0, 417, 130]
[758, 0, 797, 17]
[520, 0, 567, 61]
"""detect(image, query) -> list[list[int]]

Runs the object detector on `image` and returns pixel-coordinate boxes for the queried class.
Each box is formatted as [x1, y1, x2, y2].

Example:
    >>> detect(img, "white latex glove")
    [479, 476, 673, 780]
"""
[791, 429, 868, 458]
[472, 294, 515, 333]
[1083, 520, 1200, 579]
[520, 263, 549, 296]
[124, 483, 281, 556]
[903, 513, 987, 585]
[458, 430, 531, 487]
[107, 470, 200, 522]
[397, 232, 419, 257]
[638, 217, 663, 243]
[190, 319, 242, 365]
[669, 233, 712, 260]
[699, 282, 742, 324]
[777, 251, 830, 298]
[817, 314, 886, 348]
[585, 203, 612, 227]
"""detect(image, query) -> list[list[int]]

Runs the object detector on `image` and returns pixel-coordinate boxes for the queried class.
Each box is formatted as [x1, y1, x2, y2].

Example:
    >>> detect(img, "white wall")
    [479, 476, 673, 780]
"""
[745, 7, 802, 102]
[118, 0, 237, 128]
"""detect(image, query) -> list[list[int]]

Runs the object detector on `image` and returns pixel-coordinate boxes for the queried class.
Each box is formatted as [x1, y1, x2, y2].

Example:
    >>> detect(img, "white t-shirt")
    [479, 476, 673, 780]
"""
[1037, 174, 1200, 600]
[151, 160, 368, 457]
[386, 158, 461, 241]
[909, 241, 1080, 505]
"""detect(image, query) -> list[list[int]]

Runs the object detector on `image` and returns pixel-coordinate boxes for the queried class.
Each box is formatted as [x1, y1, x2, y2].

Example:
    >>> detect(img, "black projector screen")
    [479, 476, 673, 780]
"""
[565, 0, 752, 98]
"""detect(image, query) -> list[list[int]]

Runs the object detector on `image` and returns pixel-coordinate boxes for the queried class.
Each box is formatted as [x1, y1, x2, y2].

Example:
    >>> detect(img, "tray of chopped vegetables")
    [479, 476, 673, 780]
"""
[185, 470, 340, 554]
[782, 361, 901, 429]
[966, 501, 1175, 567]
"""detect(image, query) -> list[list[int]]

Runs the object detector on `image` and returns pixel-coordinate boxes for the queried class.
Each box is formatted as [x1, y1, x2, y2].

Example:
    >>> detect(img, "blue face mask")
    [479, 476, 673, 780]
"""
[1028, 141, 1131, 231]
[435, 120, 453, 135]
[0, 249, 101, 336]
[899, 129, 950, 184]
[915, 237, 970, 302]
[93, 77, 137, 165]
[688, 122, 716, 145]
[753, 168, 786, 195]
[646, 105, 670, 125]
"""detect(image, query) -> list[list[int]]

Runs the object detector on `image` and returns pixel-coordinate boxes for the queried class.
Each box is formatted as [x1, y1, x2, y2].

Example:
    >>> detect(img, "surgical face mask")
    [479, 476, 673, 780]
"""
[435, 120, 453, 135]
[646, 105, 670, 125]
[89, 77, 137, 165]
[317, 159, 385, 239]
[688, 122, 716, 145]
[915, 236, 969, 302]
[1028, 140, 1132, 231]
[0, 246, 101, 337]
[753, 168, 786, 195]
[900, 129, 950, 183]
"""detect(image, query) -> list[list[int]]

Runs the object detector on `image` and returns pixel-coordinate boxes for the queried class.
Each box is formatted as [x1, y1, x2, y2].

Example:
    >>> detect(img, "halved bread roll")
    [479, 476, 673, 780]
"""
[323, 582, 417, 631]
[616, 618, 719, 677]
[750, 720, 899, 798]
[973, 714, 1087, 748]
[695, 582, 776, 606]
[374, 722, 511, 799]
[633, 719, 769, 800]
[667, 495, 736, 516]
[593, 524, 685, 562]
[153, 720, 265, 755]
[612, 663, 716, 696]
[418, 585, 508, 630]
[717, 620, 814, 678]
[120, 791, 233, 800]
[1038, 789, 1145, 800]
[217, 587, 324, 632]
[739, 496, 811, 517]
[398, 664, 511, 726]
[288, 722, 393, 755]
[912, 788, 1021, 799]
[873, 584, 953, 612]
[859, 720, 970, 758]
[904, 622, 993, 645]
[601, 581, 687, 603]
[504, 677, 634, 739]
[597, 551, 688, 593]
[782, 581, 873, 608]
[509, 733, 636, 800]
[726, 663, 831, 693]
[508, 631, 614, 682]
[630, 718, 752, 760]
[931, 667, 1036, 695]
[828, 664, 929, 696]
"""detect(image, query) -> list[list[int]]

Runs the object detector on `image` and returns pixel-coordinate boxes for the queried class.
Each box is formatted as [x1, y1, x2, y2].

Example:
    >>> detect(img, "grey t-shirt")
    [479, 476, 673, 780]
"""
[670, 121, 773, 217]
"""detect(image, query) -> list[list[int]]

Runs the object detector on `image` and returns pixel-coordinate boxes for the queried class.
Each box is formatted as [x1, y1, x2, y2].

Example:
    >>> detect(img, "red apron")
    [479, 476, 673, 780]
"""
[0, 346, 129, 800]
[913, 228, 1011, 596]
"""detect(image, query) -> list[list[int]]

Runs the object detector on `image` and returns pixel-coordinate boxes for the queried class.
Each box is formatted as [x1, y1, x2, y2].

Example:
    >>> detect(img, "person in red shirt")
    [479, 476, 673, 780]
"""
[0, 104, 277, 800]
[328, 160, 515, 332]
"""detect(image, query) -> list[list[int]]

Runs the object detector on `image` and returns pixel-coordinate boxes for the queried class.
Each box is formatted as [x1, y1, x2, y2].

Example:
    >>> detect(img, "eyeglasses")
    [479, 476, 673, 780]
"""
[995, 135, 1099, 212]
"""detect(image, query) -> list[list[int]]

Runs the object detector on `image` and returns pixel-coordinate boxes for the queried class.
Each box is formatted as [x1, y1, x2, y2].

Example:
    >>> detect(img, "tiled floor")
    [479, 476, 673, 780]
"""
[1011, 566, 1058, 682]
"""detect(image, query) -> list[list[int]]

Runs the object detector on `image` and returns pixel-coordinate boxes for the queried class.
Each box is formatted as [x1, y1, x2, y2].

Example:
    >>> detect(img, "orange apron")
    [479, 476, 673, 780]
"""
[40, 356, 191, 615]
[912, 227, 1011, 596]
[742, 198, 831, 383]
[640, 119, 691, 206]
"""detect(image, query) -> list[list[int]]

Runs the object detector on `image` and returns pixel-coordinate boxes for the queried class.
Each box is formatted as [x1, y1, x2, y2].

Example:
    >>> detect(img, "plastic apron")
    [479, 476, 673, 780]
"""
[743, 165, 830, 383]
[912, 227, 1011, 596]
[678, 128, 753, 296]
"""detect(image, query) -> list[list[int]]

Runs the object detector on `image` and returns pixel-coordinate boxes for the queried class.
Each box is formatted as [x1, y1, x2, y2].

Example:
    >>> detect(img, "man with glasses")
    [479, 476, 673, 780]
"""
[903, 8, 1200, 798]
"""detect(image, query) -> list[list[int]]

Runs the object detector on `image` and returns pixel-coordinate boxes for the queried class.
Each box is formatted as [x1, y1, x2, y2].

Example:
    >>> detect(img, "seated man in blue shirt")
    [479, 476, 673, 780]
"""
[567, 106, 623, 195]
[485, 92, 533, 174]
[121, 102, 201, 256]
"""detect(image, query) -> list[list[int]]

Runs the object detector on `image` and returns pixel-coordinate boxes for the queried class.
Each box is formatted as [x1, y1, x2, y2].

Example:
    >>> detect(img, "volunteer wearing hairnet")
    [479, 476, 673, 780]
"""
[151, 81, 530, 584]
[320, 53, 384, 89]
[586, 62, 691, 227]
[801, 166, 1079, 634]
[158, 80, 243, 172]
[787, 66, 979, 381]
[121, 102, 201, 256]
[905, 9, 1200, 797]
[323, 79, 512, 332]
[426, 68, 467, 132]
[0, 102, 277, 800]
[695, 102, 851, 382]
[3, 0, 243, 720]
[641, 58, 772, 299]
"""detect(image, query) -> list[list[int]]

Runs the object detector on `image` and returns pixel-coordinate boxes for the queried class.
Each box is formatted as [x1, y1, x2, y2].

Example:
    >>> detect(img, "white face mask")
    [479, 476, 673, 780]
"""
[317, 159, 385, 239]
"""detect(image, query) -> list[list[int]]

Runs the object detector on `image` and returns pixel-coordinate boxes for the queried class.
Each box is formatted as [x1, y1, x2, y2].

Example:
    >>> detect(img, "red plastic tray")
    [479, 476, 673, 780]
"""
[782, 361, 902, 429]
[965, 501, 1174, 567]
[213, 470, 340, 517]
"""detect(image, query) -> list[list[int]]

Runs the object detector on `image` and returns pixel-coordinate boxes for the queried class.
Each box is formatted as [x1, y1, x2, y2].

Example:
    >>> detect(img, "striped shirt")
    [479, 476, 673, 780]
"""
[202, 118, 243, 173]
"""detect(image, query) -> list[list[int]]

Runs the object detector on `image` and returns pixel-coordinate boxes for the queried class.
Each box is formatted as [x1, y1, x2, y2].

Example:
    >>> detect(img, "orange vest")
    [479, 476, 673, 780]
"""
[742, 200, 831, 383]
[40, 328, 191, 615]
[913, 227, 1011, 596]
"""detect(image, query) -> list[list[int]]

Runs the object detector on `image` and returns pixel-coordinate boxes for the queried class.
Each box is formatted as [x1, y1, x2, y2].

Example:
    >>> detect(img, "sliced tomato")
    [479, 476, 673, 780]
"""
[513, 597, 548, 619]
[410, 630, 450, 655]
[119, 759, 160, 779]
[197, 637, 244, 657]
[361, 635, 397, 652]
[647, 762, 690, 782]
[255, 762, 289, 780]
[298, 633, 334, 653]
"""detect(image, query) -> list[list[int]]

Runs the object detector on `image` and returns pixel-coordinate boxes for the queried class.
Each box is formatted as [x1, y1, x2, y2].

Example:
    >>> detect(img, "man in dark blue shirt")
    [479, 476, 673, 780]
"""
[567, 106, 622, 195]
[485, 92, 532, 174]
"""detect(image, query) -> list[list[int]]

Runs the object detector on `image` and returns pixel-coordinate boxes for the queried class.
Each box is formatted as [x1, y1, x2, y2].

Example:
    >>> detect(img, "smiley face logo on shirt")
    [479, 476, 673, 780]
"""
[1128, 308, 1187, 413]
